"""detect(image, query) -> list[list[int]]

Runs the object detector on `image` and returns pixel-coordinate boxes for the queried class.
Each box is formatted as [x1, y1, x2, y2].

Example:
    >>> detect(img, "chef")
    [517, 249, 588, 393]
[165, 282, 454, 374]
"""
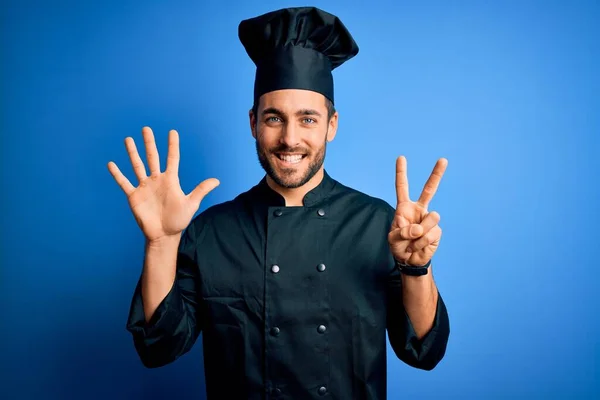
[113, 6, 450, 399]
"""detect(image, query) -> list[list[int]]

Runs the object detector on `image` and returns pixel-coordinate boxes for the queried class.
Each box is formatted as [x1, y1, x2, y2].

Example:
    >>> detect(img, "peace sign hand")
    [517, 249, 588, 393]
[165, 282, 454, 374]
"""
[388, 156, 448, 267]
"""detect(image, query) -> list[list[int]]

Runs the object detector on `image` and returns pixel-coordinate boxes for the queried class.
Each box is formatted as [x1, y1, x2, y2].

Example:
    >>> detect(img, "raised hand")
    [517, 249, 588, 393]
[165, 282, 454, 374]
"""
[107, 127, 220, 243]
[388, 156, 448, 267]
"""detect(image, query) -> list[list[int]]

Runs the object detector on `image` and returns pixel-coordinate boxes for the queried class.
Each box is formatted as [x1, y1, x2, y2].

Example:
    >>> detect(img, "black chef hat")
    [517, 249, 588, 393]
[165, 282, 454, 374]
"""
[238, 6, 359, 106]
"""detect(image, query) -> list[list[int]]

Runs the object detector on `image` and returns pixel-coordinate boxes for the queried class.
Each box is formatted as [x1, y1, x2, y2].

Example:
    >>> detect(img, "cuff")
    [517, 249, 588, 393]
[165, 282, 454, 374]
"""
[404, 292, 450, 369]
[125, 277, 184, 339]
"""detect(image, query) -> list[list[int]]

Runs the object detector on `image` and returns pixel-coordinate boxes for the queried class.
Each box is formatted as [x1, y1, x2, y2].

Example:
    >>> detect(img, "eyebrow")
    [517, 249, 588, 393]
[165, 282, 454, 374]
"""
[262, 107, 323, 118]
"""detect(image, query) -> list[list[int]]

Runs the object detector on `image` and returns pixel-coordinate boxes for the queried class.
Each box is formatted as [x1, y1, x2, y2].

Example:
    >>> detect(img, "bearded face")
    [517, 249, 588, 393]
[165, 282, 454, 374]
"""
[251, 89, 337, 189]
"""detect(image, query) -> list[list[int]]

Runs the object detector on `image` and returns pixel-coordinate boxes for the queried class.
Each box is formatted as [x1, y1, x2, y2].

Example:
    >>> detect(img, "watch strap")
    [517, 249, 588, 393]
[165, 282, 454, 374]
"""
[395, 259, 432, 276]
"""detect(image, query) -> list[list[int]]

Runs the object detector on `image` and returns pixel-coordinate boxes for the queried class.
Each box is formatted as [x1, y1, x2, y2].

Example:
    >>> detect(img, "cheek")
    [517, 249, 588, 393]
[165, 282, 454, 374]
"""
[255, 135, 274, 154]
[308, 135, 327, 151]
[256, 130, 280, 149]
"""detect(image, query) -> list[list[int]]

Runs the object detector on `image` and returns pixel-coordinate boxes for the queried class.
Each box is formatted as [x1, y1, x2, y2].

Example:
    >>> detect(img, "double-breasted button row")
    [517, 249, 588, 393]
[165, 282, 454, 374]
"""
[272, 209, 326, 217]
[270, 263, 326, 273]
[269, 324, 326, 336]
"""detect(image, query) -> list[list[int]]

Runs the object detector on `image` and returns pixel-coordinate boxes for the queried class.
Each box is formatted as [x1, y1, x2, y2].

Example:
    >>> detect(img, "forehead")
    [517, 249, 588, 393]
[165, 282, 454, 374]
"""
[259, 89, 327, 112]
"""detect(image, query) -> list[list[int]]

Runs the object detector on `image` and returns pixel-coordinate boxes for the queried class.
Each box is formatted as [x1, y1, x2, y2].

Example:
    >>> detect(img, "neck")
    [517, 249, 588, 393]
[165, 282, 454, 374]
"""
[266, 168, 325, 207]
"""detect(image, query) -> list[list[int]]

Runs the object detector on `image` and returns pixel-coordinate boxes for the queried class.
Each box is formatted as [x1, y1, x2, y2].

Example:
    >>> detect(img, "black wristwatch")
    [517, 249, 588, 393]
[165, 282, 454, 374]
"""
[395, 259, 432, 276]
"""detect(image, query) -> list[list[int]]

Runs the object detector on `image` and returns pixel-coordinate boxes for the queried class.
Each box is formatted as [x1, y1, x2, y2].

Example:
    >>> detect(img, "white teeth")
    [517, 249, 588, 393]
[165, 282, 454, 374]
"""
[279, 154, 303, 164]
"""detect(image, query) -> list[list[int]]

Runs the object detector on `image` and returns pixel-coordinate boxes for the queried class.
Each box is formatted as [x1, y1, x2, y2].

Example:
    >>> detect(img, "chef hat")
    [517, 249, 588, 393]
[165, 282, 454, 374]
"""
[238, 6, 359, 106]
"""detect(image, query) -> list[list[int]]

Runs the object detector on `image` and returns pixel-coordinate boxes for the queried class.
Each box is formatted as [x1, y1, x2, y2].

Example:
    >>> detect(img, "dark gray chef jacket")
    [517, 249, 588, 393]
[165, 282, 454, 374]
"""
[126, 170, 450, 399]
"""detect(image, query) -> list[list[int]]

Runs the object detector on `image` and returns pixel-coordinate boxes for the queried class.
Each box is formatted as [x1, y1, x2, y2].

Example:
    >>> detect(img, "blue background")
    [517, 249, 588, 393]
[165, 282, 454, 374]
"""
[2, 0, 599, 399]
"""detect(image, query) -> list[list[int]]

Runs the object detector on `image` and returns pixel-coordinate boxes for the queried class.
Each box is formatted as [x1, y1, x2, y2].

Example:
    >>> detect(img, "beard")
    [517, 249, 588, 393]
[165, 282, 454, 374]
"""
[255, 133, 328, 189]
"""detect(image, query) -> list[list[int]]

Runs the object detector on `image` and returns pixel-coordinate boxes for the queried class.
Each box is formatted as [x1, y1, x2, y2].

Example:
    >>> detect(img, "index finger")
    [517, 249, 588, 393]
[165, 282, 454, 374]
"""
[417, 158, 448, 208]
[166, 129, 180, 174]
[395, 156, 410, 204]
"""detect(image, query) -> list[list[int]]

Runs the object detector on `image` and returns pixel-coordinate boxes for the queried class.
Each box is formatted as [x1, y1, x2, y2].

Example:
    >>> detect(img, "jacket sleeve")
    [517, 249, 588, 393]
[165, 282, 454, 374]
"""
[125, 218, 205, 368]
[383, 203, 450, 370]
[386, 267, 450, 370]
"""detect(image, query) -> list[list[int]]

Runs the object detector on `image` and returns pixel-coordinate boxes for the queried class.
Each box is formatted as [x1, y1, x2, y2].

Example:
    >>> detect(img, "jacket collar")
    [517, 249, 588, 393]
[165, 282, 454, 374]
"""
[254, 169, 336, 207]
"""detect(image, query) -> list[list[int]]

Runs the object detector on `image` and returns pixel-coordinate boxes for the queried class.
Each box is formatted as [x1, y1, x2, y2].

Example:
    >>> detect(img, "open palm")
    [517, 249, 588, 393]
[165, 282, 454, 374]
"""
[108, 127, 219, 242]
[388, 156, 448, 267]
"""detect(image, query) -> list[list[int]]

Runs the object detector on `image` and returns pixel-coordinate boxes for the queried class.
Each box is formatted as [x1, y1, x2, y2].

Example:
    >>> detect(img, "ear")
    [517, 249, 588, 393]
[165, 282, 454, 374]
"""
[249, 108, 257, 139]
[326, 111, 339, 142]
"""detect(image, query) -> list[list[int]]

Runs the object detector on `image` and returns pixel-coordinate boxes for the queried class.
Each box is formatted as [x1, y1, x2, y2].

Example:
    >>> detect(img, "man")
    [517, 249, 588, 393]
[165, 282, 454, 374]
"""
[108, 6, 450, 399]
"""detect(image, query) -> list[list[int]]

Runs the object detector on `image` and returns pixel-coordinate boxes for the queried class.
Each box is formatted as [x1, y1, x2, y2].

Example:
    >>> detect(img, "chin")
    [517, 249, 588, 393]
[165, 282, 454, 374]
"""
[256, 140, 326, 189]
[270, 166, 310, 189]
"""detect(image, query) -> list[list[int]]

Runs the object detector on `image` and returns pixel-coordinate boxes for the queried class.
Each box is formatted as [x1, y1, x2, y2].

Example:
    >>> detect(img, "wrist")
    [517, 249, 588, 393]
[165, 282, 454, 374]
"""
[147, 233, 182, 249]
[146, 232, 182, 246]
[395, 258, 432, 276]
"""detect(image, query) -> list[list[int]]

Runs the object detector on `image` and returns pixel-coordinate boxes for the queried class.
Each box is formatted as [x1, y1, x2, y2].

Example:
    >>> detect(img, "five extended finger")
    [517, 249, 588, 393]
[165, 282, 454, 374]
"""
[166, 129, 180, 174]
[142, 126, 161, 175]
[417, 158, 448, 208]
[107, 161, 135, 196]
[125, 137, 147, 182]
[189, 178, 221, 206]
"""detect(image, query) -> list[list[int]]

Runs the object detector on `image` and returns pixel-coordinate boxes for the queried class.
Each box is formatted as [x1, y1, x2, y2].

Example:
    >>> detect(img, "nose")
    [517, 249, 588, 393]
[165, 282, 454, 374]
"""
[279, 122, 300, 148]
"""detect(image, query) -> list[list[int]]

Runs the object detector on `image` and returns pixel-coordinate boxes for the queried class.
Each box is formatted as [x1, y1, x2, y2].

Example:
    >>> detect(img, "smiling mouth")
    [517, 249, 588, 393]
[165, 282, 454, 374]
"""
[276, 153, 306, 164]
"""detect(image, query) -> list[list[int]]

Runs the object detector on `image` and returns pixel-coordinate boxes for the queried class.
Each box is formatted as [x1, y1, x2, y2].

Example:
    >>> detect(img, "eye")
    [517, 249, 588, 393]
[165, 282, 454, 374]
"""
[302, 118, 316, 124]
[266, 116, 281, 123]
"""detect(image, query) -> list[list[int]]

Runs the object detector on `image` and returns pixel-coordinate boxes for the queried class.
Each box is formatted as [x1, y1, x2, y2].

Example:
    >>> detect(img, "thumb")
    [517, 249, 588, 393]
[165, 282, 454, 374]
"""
[400, 223, 423, 239]
[189, 178, 220, 206]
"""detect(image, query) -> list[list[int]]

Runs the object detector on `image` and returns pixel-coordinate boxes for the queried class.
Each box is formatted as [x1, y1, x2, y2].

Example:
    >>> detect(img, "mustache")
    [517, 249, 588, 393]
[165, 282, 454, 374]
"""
[269, 145, 309, 154]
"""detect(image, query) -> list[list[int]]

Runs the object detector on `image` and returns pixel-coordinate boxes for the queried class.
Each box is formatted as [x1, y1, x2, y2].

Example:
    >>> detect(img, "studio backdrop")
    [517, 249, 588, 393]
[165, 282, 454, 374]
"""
[1, 0, 599, 399]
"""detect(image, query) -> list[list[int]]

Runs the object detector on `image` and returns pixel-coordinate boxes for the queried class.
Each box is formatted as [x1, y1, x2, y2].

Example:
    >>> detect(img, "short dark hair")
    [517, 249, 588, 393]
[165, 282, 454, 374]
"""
[252, 96, 336, 122]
